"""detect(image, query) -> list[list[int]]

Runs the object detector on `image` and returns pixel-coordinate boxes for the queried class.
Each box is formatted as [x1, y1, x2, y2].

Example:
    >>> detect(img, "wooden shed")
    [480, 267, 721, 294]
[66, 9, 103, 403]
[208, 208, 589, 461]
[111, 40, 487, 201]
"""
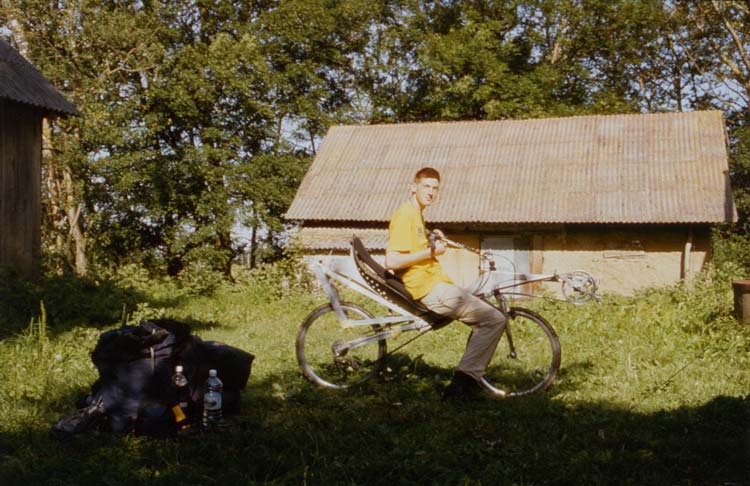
[0, 39, 80, 279]
[285, 111, 737, 295]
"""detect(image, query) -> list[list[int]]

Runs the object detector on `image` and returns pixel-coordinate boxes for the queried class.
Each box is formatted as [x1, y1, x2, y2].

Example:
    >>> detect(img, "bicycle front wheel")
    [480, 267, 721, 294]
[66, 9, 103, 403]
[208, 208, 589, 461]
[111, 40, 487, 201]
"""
[296, 302, 387, 389]
[480, 307, 561, 398]
[561, 270, 598, 305]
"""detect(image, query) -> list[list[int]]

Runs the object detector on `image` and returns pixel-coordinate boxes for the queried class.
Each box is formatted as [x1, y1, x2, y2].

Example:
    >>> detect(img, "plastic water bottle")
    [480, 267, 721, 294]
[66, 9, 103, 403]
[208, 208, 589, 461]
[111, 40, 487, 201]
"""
[202, 369, 223, 429]
[171, 365, 191, 431]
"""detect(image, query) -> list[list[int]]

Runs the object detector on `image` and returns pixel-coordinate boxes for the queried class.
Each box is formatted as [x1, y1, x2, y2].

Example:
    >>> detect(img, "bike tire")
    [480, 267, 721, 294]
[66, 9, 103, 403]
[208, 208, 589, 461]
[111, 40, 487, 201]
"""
[479, 307, 561, 398]
[296, 302, 387, 389]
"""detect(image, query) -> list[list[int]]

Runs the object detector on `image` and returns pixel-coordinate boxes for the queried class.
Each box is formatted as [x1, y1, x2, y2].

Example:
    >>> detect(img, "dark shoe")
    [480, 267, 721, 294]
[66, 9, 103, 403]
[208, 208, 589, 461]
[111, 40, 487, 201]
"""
[442, 371, 483, 401]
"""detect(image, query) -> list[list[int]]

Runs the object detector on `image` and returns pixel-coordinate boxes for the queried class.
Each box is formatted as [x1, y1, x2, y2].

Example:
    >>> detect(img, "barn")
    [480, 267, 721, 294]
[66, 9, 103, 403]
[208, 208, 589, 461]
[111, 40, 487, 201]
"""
[0, 39, 80, 279]
[285, 111, 737, 295]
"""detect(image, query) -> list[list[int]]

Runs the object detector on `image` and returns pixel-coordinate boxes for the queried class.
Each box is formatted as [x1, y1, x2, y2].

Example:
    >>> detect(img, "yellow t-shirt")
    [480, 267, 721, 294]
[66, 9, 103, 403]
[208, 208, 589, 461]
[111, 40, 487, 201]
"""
[387, 201, 453, 299]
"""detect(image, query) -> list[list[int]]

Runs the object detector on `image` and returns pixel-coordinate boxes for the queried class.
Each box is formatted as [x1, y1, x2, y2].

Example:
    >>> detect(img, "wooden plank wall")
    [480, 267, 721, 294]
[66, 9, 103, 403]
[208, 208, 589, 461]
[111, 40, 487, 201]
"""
[0, 99, 42, 279]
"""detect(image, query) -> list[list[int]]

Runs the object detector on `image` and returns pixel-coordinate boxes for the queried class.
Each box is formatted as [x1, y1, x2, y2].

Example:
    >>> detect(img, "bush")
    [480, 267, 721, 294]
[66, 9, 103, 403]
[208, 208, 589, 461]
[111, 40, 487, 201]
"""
[178, 260, 225, 296]
[111, 263, 154, 291]
[235, 252, 316, 300]
[712, 228, 750, 277]
[629, 258, 744, 337]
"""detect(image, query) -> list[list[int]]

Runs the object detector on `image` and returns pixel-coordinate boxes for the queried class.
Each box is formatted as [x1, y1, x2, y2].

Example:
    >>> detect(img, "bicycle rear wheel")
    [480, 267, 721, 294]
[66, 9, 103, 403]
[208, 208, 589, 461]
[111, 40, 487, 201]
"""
[296, 302, 387, 389]
[480, 307, 560, 398]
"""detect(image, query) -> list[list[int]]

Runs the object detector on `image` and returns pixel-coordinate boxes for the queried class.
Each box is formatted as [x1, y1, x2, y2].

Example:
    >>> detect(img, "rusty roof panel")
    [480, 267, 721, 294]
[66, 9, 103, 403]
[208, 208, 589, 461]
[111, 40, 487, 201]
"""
[296, 227, 388, 251]
[286, 111, 737, 224]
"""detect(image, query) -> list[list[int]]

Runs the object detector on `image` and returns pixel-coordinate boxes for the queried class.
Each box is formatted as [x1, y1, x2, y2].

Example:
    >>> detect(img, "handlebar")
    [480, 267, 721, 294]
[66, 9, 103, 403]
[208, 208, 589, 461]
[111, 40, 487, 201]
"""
[429, 231, 497, 271]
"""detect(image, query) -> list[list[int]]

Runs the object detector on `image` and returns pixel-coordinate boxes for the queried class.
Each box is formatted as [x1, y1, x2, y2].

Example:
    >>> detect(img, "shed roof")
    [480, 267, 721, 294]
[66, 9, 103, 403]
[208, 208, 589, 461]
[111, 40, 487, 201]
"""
[0, 39, 80, 116]
[286, 111, 736, 224]
[297, 227, 388, 251]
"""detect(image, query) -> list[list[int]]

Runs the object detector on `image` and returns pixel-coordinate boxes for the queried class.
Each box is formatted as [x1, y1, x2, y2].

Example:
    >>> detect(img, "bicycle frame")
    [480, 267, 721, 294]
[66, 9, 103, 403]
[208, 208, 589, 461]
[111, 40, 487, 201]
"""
[299, 246, 561, 398]
[309, 255, 432, 353]
[309, 249, 522, 357]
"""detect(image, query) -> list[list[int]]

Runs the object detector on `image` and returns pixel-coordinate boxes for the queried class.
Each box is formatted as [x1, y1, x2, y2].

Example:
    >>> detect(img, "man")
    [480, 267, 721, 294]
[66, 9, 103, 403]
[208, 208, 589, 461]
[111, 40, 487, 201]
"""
[385, 167, 507, 400]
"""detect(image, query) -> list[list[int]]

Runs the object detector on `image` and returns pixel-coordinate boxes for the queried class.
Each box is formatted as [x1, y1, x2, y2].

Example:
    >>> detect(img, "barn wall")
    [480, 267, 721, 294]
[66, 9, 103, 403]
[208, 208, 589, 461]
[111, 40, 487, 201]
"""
[0, 99, 42, 279]
[300, 224, 711, 297]
[537, 225, 710, 295]
[438, 225, 710, 295]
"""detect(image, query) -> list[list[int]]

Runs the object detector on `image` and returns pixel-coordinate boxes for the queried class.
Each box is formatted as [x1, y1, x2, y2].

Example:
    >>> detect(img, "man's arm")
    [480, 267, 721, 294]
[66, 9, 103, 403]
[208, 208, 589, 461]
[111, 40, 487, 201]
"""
[385, 239, 447, 270]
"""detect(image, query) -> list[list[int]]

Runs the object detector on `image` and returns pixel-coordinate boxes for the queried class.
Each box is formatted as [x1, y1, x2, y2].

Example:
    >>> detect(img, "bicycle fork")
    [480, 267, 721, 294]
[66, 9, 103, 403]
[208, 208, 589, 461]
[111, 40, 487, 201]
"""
[504, 321, 518, 359]
[492, 291, 518, 360]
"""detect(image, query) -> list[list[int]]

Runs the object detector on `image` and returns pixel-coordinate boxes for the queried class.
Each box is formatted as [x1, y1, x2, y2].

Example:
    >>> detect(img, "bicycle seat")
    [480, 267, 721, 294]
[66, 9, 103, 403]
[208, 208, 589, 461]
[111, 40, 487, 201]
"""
[351, 236, 450, 327]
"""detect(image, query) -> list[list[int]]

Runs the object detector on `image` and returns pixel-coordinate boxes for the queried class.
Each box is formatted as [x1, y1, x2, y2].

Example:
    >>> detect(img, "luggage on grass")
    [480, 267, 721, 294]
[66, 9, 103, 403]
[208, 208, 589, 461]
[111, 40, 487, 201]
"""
[52, 319, 254, 437]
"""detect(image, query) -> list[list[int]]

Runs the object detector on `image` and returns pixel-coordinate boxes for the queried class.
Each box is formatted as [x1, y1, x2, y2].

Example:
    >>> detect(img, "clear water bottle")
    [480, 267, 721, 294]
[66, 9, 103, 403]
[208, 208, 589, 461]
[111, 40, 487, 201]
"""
[202, 369, 223, 429]
[171, 365, 191, 431]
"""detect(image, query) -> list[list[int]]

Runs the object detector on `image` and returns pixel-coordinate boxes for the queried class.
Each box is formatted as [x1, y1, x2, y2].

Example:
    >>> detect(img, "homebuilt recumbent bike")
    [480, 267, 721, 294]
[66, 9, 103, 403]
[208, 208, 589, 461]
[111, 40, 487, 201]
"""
[295, 235, 599, 398]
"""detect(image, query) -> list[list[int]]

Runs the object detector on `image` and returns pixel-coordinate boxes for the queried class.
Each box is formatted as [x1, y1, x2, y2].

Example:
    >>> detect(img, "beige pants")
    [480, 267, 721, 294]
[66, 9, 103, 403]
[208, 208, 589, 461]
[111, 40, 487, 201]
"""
[420, 281, 507, 381]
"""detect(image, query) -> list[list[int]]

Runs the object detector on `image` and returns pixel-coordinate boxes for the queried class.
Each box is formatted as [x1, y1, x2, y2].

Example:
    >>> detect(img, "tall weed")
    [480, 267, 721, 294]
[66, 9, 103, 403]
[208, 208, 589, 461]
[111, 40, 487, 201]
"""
[623, 232, 749, 337]
[0, 304, 98, 430]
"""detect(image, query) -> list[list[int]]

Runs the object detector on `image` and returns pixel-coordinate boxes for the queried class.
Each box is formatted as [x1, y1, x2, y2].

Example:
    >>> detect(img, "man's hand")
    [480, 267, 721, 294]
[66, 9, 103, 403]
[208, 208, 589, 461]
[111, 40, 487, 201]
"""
[428, 230, 447, 257]
[385, 230, 448, 270]
[432, 238, 447, 257]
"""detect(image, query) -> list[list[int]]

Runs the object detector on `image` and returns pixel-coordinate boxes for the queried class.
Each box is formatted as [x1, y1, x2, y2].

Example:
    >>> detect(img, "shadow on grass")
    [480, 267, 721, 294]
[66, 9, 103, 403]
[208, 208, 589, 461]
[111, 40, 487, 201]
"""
[0, 352, 747, 485]
[0, 267, 201, 340]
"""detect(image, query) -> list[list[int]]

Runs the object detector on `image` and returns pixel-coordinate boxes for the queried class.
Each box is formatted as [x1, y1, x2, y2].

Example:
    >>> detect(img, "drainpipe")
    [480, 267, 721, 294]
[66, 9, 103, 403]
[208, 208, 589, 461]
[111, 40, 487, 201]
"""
[683, 225, 693, 283]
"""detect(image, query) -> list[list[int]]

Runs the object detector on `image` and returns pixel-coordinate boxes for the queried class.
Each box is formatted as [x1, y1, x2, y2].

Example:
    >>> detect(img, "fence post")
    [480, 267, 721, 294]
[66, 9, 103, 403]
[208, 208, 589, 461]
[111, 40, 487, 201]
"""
[733, 279, 750, 324]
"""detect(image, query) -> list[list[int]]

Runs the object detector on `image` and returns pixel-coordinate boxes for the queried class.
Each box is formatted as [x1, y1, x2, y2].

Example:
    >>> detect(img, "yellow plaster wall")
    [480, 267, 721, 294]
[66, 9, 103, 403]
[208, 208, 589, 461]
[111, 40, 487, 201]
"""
[435, 227, 710, 296]
[538, 227, 710, 296]
[437, 233, 481, 288]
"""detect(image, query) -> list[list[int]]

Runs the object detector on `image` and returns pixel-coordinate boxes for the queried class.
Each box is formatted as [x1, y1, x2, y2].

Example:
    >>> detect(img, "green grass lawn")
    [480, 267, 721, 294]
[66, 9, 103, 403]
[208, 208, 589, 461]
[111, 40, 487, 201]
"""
[0, 269, 748, 485]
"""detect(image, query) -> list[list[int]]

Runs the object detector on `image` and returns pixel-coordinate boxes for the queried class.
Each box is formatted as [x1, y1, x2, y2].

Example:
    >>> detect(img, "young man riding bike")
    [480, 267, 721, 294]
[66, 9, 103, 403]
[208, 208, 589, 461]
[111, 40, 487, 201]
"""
[385, 167, 507, 400]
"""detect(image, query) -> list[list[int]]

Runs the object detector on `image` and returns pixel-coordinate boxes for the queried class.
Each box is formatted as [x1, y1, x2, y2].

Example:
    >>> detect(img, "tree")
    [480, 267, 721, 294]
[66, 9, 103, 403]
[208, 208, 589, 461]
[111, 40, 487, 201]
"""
[3, 0, 747, 277]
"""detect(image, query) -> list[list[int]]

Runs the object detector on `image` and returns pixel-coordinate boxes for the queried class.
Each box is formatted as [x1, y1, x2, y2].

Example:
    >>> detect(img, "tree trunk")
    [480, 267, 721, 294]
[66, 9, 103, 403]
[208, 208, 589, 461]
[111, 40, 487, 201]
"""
[42, 119, 66, 272]
[42, 120, 88, 276]
[218, 228, 234, 281]
[250, 223, 257, 269]
[2, 1, 28, 56]
[63, 163, 87, 276]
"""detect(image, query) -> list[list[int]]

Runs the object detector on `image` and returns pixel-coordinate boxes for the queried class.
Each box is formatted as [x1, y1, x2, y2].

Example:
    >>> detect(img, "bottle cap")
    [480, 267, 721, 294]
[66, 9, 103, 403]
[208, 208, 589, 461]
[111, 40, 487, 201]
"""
[175, 365, 183, 372]
[209, 369, 217, 377]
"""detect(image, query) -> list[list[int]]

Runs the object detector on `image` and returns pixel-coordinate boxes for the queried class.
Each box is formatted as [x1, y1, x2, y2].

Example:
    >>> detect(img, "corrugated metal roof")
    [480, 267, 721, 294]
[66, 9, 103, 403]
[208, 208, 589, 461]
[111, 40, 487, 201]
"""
[0, 39, 80, 116]
[286, 111, 737, 224]
[297, 227, 388, 250]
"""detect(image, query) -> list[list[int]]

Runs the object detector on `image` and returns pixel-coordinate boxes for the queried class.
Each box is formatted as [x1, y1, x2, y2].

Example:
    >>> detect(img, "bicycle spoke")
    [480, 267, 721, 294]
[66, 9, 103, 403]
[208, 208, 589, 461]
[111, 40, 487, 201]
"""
[297, 303, 386, 389]
[480, 307, 560, 397]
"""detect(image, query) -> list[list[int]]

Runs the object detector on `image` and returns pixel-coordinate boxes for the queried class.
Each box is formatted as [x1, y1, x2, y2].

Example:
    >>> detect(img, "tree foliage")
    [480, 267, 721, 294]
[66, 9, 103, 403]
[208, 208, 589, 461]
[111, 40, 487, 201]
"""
[0, 0, 747, 276]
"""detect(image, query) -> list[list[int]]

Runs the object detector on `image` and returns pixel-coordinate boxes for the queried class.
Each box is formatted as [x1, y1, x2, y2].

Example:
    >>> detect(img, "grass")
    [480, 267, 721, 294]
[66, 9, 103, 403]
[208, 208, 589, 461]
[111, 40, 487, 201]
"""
[0, 265, 748, 485]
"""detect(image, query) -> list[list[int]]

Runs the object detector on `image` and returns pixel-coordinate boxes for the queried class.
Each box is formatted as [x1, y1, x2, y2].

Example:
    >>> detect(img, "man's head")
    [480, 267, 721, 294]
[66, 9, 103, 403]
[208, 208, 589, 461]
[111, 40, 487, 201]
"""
[411, 167, 441, 209]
